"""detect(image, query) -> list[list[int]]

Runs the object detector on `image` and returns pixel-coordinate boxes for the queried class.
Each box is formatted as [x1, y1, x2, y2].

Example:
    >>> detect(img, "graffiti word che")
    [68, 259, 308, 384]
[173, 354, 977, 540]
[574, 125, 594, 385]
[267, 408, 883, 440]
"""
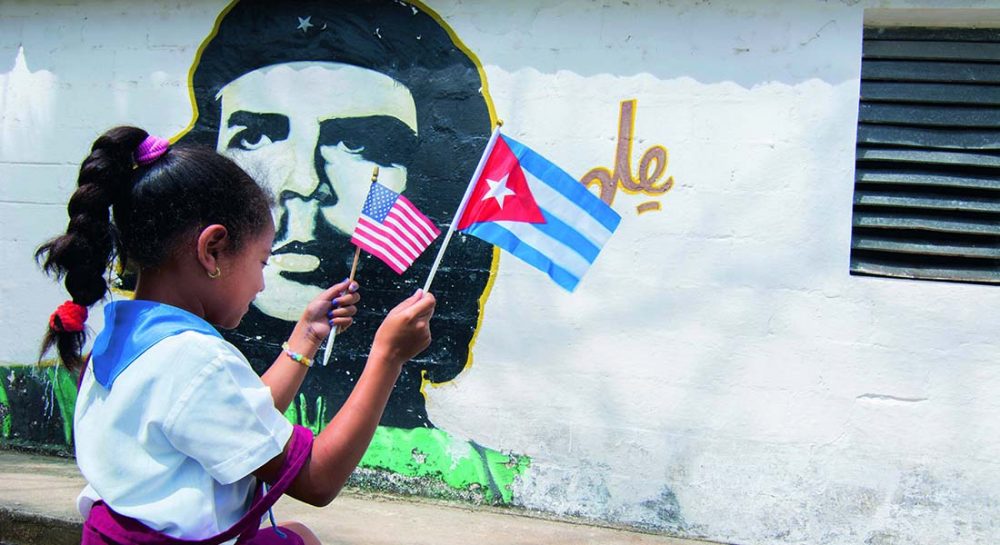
[580, 99, 674, 214]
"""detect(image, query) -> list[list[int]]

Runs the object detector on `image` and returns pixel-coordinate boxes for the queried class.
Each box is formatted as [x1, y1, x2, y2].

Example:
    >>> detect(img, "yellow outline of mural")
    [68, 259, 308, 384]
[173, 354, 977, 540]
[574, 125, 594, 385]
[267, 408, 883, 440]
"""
[409, 0, 503, 395]
[172, 0, 238, 144]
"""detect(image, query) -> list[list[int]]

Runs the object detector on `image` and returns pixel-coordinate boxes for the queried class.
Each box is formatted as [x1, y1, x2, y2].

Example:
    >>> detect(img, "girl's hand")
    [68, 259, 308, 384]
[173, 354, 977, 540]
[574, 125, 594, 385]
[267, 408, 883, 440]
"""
[372, 289, 436, 367]
[297, 279, 360, 350]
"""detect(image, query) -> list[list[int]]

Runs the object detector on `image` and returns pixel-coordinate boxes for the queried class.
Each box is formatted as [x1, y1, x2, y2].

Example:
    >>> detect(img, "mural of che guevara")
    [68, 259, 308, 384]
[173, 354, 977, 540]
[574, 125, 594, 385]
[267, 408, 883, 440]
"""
[174, 0, 528, 503]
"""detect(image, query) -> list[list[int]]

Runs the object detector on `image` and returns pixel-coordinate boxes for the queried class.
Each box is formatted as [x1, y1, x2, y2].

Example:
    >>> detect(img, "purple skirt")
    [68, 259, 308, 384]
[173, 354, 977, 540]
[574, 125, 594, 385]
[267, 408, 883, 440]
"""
[240, 527, 304, 545]
[82, 425, 314, 545]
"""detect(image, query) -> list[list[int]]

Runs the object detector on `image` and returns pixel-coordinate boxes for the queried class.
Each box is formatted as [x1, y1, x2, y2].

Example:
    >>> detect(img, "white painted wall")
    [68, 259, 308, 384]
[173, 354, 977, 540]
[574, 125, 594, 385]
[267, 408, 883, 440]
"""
[2, 1, 998, 544]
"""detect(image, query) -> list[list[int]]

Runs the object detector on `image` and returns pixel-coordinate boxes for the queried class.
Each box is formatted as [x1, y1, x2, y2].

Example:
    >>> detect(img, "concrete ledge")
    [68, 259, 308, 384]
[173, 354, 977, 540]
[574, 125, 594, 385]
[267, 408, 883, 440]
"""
[0, 449, 725, 545]
[0, 506, 82, 545]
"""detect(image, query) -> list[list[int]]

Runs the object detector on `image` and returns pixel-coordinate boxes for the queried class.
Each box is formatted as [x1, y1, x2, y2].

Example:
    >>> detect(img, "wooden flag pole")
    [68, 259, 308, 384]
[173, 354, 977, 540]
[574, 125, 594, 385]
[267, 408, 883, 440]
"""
[322, 166, 379, 367]
[348, 246, 361, 281]
[422, 121, 503, 293]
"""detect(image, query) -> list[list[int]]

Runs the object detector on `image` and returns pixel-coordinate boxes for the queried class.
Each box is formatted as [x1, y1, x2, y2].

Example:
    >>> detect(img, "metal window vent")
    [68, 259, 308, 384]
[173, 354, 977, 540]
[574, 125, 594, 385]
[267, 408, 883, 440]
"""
[851, 27, 1000, 285]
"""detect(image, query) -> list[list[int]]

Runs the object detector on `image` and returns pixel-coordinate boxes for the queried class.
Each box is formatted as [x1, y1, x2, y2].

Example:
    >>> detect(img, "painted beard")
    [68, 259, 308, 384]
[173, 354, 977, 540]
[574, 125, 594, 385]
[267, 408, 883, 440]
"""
[271, 219, 357, 287]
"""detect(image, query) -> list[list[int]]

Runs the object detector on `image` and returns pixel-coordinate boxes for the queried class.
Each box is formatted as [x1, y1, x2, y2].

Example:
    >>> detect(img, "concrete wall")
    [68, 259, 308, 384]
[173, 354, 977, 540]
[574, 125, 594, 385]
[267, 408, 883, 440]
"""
[2, 1, 998, 544]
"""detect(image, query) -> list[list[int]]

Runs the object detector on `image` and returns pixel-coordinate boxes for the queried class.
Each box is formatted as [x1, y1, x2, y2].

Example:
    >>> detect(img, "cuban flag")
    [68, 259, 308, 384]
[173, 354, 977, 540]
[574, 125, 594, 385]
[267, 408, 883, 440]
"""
[457, 133, 621, 291]
[351, 182, 441, 274]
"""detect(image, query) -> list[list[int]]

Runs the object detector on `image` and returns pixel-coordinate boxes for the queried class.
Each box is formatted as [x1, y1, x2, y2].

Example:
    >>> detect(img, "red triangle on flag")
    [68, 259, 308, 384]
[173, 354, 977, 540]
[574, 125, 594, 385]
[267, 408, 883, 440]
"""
[457, 136, 546, 231]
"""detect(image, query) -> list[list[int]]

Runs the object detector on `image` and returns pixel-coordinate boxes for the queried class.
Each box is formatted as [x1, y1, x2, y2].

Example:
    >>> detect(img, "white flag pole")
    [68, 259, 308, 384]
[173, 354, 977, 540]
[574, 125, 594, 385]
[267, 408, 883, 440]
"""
[423, 123, 503, 293]
[322, 167, 378, 366]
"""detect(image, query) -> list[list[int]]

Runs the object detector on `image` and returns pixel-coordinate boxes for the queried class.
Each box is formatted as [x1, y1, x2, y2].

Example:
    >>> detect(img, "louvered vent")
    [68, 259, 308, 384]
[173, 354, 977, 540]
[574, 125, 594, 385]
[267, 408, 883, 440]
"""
[851, 27, 1000, 284]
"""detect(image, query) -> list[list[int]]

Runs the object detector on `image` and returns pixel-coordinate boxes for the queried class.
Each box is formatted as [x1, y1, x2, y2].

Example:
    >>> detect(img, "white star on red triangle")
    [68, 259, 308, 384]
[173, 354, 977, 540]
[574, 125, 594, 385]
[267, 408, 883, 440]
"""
[482, 173, 517, 209]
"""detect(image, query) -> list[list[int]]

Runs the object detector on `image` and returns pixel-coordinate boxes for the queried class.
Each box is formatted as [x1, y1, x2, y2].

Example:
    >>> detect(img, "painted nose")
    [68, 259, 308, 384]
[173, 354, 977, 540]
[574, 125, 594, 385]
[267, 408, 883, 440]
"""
[281, 135, 322, 198]
[279, 134, 338, 206]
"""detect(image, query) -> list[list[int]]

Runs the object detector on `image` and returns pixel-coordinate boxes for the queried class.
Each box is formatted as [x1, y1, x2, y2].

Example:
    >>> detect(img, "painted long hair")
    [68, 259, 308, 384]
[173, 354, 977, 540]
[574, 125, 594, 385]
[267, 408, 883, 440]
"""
[178, 0, 494, 428]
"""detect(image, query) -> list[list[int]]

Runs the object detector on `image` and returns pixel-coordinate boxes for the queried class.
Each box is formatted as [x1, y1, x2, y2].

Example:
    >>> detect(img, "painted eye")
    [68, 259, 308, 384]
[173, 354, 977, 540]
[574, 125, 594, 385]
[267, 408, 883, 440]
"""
[225, 112, 290, 151]
[337, 141, 365, 154]
[240, 133, 273, 151]
[318, 116, 416, 167]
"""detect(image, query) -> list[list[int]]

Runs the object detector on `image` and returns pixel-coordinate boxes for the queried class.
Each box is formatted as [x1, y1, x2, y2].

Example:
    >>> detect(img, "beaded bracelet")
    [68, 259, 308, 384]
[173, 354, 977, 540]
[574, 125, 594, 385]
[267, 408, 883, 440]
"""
[281, 342, 313, 368]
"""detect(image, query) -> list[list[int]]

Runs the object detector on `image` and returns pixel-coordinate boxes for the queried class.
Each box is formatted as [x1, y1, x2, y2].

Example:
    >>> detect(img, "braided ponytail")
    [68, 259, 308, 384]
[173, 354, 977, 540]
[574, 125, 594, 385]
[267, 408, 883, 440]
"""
[36, 126, 149, 372]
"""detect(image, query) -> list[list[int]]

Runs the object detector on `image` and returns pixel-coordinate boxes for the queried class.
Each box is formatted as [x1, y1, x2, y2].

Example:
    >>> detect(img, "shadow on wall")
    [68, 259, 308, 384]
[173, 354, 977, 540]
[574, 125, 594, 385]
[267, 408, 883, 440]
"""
[0, 0, 865, 90]
[442, 0, 864, 87]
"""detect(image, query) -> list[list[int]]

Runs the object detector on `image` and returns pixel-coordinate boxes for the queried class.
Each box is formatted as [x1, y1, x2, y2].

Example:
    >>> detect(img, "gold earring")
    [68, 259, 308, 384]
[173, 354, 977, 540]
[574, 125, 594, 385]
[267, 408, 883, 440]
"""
[208, 267, 221, 279]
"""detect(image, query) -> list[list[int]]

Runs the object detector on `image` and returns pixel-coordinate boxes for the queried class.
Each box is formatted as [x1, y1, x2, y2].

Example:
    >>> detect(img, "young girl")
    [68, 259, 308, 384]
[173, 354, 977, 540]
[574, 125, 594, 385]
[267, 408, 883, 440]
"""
[37, 126, 437, 545]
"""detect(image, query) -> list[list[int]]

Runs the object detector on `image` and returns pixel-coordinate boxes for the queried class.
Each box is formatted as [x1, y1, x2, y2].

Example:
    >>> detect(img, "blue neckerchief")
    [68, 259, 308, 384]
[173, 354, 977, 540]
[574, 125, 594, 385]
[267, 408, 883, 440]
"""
[90, 300, 222, 389]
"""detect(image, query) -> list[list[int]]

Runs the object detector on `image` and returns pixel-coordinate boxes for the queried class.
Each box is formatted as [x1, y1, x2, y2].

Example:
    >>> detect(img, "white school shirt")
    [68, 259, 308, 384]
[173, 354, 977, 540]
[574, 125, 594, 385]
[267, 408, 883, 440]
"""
[75, 330, 292, 541]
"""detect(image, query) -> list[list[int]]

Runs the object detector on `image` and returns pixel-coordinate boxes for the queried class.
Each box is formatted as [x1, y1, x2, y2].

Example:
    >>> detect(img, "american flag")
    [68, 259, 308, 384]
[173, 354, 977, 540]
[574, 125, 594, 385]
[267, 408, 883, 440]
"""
[351, 182, 441, 274]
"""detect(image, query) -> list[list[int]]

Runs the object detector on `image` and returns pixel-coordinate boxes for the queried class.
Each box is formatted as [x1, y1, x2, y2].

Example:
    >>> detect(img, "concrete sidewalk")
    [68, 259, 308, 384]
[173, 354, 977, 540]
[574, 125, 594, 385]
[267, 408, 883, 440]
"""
[0, 450, 722, 545]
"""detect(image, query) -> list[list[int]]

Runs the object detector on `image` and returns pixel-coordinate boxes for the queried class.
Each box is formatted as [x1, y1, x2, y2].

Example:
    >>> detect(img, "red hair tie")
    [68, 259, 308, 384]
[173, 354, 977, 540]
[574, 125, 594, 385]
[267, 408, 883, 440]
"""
[50, 300, 88, 333]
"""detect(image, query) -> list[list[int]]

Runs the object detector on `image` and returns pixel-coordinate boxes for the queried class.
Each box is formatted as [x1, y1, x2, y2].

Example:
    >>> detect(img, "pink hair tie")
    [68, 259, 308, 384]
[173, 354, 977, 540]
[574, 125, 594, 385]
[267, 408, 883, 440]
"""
[134, 135, 170, 166]
[50, 300, 88, 333]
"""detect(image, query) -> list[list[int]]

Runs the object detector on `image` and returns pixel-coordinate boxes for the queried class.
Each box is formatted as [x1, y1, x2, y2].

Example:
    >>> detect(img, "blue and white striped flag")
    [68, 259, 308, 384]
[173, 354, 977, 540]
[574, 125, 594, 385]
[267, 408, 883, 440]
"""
[456, 133, 621, 291]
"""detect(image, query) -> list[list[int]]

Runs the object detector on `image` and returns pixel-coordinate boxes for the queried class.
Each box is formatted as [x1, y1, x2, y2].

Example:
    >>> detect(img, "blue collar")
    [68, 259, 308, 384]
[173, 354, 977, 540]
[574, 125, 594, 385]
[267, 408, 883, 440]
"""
[90, 300, 222, 389]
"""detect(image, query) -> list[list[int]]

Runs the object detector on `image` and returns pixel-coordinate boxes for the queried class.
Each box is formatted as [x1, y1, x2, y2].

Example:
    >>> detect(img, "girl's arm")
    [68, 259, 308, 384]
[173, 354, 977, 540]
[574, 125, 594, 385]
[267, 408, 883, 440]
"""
[254, 289, 436, 505]
[260, 279, 359, 413]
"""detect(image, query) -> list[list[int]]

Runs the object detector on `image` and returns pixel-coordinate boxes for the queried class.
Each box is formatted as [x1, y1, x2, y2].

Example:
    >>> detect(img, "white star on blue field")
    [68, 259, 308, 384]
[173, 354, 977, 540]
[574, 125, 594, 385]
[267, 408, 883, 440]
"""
[297, 16, 314, 33]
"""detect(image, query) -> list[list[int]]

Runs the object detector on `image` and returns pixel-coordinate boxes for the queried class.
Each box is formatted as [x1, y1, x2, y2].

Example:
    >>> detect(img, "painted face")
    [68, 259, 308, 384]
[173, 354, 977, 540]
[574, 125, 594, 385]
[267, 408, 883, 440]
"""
[212, 220, 276, 330]
[217, 62, 418, 320]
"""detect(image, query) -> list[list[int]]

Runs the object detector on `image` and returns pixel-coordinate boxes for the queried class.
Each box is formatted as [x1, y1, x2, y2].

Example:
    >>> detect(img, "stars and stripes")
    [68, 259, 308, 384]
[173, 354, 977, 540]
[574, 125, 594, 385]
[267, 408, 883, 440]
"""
[351, 182, 441, 274]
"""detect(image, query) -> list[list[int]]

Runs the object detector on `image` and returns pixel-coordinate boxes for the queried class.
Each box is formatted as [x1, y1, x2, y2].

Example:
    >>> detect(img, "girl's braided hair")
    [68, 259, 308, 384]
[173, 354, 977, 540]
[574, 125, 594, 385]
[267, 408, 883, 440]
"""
[36, 126, 273, 372]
